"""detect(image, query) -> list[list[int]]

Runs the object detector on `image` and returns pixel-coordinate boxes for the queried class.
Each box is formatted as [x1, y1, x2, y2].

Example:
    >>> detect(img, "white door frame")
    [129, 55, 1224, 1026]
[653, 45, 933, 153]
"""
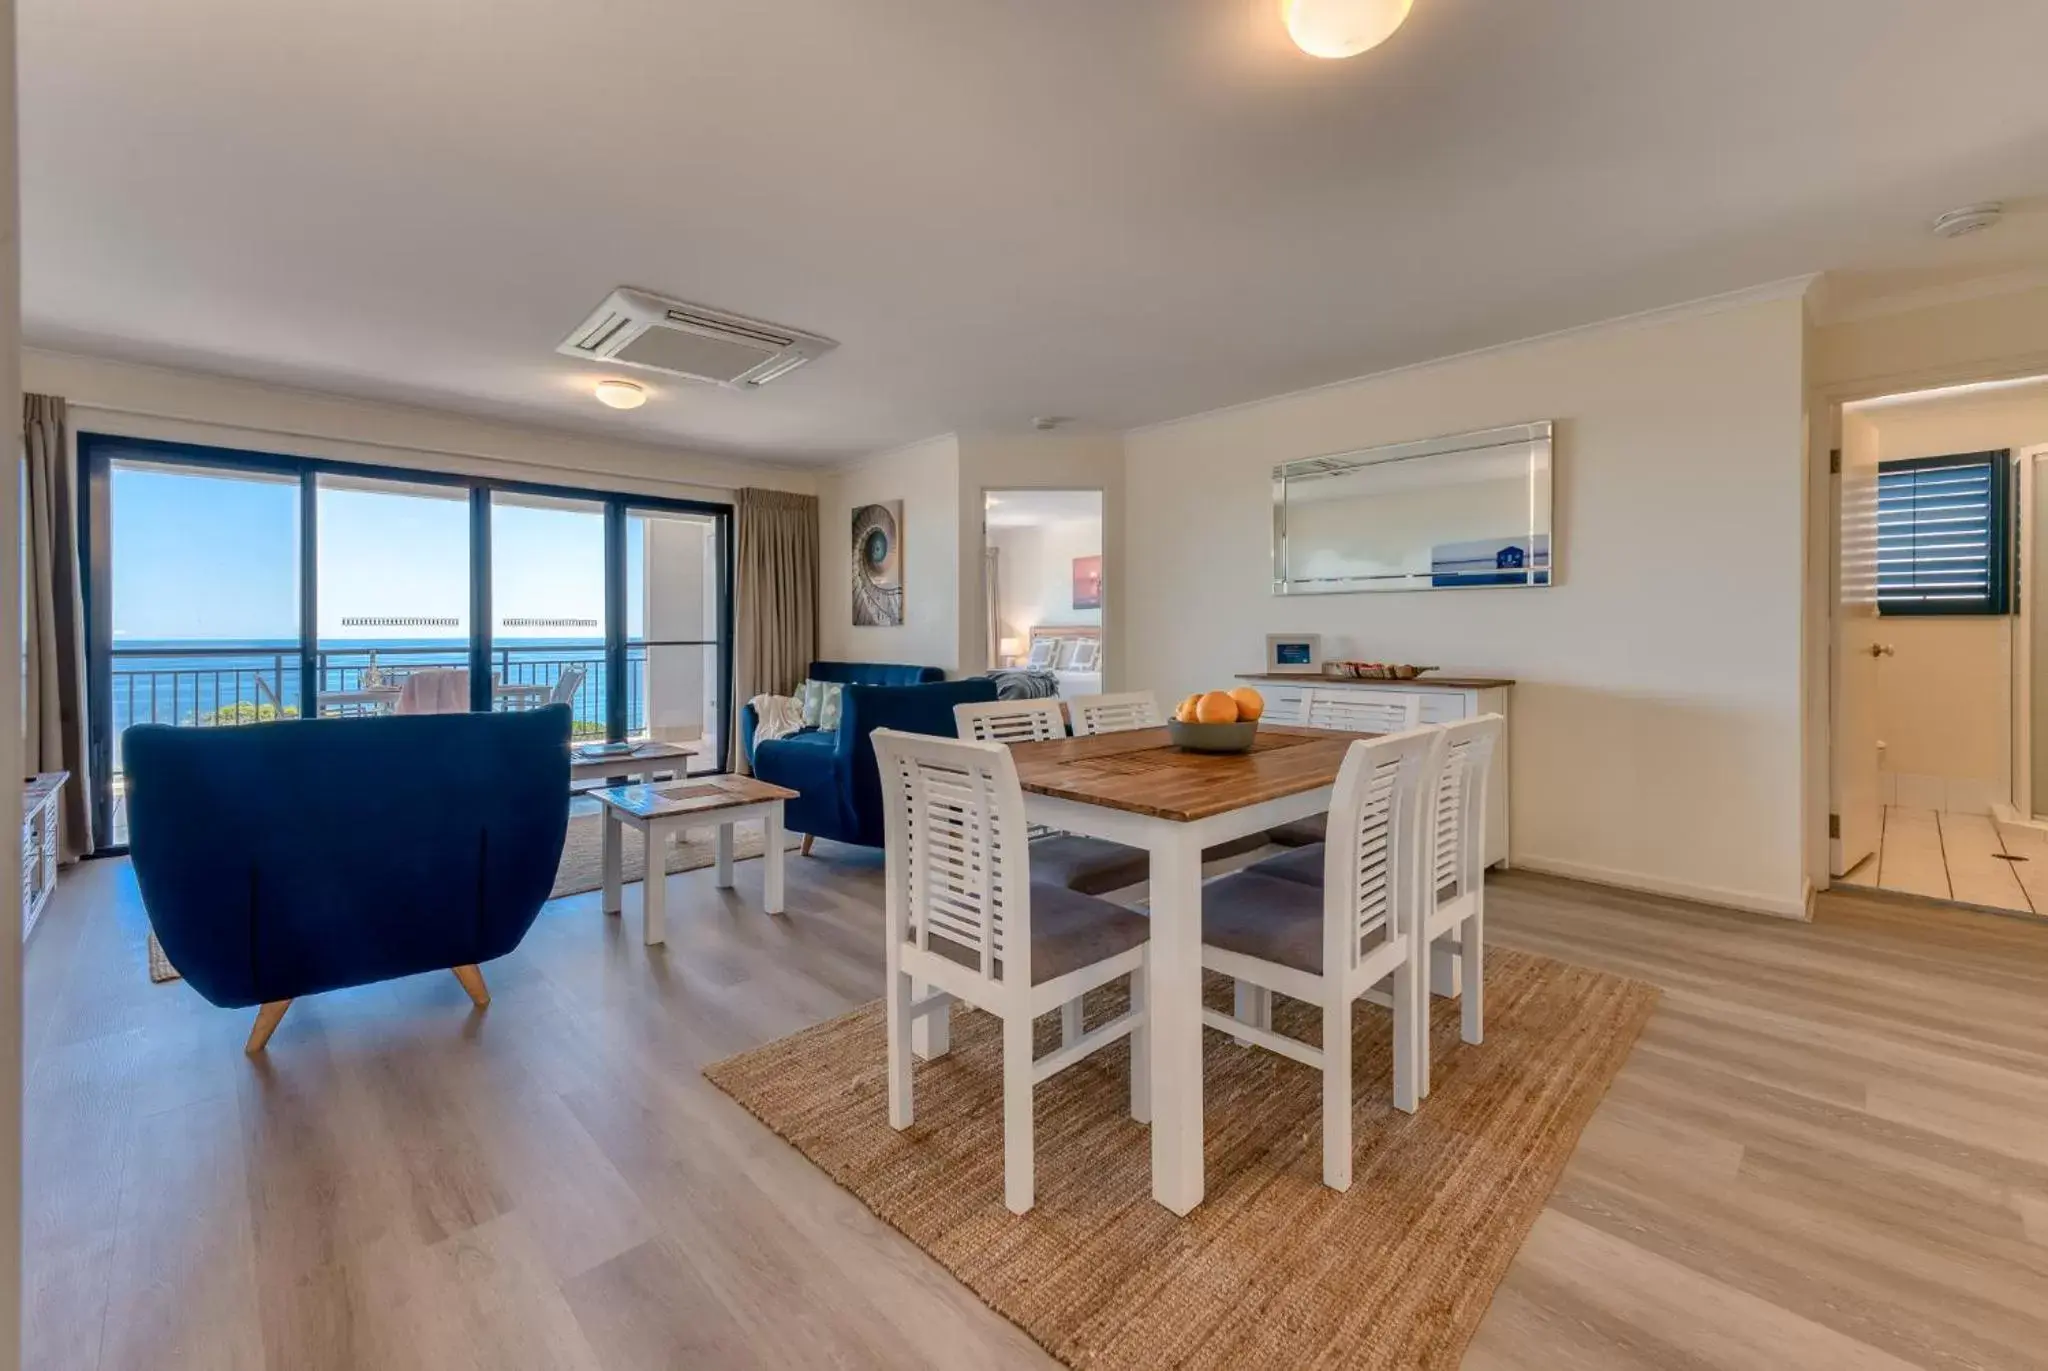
[1814, 356, 2048, 895]
[2016, 445, 2048, 820]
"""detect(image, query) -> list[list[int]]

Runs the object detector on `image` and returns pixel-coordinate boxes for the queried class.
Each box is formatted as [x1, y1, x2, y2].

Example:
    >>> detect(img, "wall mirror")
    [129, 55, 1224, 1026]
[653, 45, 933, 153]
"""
[1271, 420, 1553, 595]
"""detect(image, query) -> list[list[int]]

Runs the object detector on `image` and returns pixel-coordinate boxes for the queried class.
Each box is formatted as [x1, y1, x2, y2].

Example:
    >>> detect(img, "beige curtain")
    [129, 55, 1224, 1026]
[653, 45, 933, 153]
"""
[732, 488, 819, 774]
[24, 395, 93, 861]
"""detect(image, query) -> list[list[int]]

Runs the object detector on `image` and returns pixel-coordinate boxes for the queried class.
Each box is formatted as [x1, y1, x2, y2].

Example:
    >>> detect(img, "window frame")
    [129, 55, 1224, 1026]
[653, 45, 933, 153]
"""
[1874, 449, 2015, 619]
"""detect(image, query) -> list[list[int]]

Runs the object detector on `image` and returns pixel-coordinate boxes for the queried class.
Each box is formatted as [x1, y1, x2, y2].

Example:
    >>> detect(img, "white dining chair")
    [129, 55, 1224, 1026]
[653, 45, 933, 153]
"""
[1301, 687, 1423, 734]
[954, 697, 1065, 744]
[873, 728, 1151, 1215]
[1068, 691, 1163, 736]
[1417, 712, 1503, 1096]
[1198, 725, 1441, 1191]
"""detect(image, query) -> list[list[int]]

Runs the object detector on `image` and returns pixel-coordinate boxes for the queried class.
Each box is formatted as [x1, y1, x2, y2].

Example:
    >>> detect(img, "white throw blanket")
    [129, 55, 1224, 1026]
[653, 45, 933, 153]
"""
[749, 693, 806, 744]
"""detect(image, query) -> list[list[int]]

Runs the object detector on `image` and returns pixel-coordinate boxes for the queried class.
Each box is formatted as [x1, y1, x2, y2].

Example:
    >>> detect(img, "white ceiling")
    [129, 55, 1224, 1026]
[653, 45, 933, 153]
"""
[21, 1, 2048, 466]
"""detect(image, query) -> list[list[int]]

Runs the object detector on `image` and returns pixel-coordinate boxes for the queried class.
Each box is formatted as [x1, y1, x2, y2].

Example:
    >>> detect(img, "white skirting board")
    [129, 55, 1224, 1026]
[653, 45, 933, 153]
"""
[1509, 854, 1810, 921]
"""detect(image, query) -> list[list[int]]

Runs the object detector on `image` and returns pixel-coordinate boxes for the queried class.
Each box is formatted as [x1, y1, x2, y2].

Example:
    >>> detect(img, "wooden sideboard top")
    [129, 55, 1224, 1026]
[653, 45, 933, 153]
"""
[1235, 673, 1515, 691]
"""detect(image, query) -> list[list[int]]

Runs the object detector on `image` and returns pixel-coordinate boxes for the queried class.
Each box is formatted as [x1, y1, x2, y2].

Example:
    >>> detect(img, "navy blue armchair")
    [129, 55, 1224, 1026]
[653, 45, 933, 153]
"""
[753, 674, 998, 851]
[124, 705, 571, 1052]
[739, 660, 943, 767]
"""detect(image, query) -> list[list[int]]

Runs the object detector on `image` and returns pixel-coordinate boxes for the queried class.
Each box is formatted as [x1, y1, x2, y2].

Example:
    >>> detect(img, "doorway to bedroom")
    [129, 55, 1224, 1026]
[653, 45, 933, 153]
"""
[983, 489, 1104, 695]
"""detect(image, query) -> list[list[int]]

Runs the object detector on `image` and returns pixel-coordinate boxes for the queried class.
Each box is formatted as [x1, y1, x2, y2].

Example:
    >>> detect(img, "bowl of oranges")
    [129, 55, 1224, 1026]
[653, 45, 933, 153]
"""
[1167, 686, 1265, 753]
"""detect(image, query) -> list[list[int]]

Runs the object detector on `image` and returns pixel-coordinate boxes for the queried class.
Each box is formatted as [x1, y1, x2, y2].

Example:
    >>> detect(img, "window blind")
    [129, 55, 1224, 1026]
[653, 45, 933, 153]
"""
[1875, 451, 2012, 616]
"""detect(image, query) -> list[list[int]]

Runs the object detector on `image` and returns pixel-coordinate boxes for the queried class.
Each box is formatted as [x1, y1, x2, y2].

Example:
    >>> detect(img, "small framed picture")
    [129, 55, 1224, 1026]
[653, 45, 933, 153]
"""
[1265, 633, 1323, 675]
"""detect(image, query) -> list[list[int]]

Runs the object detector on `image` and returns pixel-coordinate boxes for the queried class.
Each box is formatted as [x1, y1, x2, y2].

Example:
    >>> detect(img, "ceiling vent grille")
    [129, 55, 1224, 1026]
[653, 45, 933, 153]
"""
[557, 289, 836, 388]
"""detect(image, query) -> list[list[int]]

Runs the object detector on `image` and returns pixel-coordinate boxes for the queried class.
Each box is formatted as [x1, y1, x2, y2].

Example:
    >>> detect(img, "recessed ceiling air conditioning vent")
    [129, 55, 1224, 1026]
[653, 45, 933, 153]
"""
[556, 288, 836, 388]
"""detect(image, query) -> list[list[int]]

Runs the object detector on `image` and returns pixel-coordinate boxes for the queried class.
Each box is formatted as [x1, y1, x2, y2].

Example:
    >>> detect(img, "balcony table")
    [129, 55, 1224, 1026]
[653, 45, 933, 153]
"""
[997, 723, 1375, 1216]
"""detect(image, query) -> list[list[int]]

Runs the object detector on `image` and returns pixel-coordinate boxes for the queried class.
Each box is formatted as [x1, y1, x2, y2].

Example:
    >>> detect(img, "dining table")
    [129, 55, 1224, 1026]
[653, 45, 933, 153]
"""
[997, 722, 1380, 1216]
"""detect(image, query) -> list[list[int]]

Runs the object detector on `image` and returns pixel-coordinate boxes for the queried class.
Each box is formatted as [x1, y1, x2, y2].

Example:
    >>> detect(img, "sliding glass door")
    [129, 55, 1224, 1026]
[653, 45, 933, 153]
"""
[316, 472, 474, 717]
[91, 455, 304, 845]
[81, 435, 734, 854]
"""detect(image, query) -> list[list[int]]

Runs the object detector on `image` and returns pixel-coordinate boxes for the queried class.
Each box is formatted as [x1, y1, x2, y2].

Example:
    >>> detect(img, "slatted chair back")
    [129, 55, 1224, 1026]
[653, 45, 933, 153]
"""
[1321, 726, 1445, 989]
[1068, 691, 1163, 736]
[955, 698, 1066, 745]
[873, 728, 1033, 993]
[1303, 688, 1422, 735]
[1431, 714, 1502, 907]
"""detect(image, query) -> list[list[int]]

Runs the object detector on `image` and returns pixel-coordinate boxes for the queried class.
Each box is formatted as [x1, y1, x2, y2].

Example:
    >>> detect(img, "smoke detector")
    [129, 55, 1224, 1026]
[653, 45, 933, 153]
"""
[558, 288, 836, 389]
[1932, 203, 2003, 240]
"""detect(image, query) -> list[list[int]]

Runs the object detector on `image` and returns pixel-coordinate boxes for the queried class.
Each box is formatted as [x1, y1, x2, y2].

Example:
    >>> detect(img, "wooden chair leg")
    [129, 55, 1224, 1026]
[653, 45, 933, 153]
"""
[800, 833, 816, 857]
[452, 964, 490, 1008]
[245, 1000, 292, 1055]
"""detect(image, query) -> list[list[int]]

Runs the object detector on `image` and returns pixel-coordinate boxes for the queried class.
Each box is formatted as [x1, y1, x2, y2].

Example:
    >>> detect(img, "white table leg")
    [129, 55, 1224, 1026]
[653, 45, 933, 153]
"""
[1147, 826, 1206, 1216]
[715, 822, 736, 890]
[912, 981, 951, 1060]
[642, 823, 667, 946]
[763, 802, 785, 914]
[600, 809, 623, 916]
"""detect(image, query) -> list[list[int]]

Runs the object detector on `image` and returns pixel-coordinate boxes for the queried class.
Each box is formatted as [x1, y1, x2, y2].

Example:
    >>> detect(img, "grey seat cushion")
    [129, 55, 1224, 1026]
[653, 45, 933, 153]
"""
[1246, 842, 1325, 886]
[1201, 871, 1330, 976]
[924, 883, 1149, 985]
[1029, 834, 1152, 895]
[1030, 833, 1272, 896]
[1266, 814, 1327, 848]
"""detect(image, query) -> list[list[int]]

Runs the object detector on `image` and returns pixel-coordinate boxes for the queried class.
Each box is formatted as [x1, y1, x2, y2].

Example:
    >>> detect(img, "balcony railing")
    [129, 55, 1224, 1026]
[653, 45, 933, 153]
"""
[107, 644, 627, 779]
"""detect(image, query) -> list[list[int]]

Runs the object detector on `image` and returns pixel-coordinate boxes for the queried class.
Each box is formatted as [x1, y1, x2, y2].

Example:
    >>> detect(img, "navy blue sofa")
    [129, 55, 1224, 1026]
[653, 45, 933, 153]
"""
[124, 705, 571, 1052]
[750, 666, 997, 850]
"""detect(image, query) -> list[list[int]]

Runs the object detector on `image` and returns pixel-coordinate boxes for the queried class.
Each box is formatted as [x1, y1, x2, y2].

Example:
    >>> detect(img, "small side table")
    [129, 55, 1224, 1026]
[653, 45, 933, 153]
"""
[569, 740, 704, 789]
[591, 774, 798, 945]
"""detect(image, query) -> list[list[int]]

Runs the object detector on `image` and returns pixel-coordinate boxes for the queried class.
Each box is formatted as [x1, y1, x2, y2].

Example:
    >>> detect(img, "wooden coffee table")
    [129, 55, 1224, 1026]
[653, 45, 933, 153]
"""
[569, 739, 703, 787]
[591, 774, 799, 945]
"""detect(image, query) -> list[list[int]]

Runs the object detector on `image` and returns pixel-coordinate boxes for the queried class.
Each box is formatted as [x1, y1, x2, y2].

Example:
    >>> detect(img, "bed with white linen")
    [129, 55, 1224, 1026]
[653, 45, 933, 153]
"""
[1024, 625, 1102, 698]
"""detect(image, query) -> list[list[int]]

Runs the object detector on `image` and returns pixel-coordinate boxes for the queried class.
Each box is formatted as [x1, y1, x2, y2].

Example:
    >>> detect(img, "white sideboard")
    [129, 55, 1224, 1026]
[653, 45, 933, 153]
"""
[1240, 675, 1513, 868]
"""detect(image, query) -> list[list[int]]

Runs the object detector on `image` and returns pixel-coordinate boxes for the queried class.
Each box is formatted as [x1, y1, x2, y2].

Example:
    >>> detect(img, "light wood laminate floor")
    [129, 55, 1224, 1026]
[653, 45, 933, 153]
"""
[23, 851, 2048, 1370]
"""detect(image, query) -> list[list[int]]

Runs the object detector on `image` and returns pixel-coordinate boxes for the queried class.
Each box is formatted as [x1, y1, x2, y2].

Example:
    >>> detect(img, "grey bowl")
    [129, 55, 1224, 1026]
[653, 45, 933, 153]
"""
[1167, 719, 1258, 754]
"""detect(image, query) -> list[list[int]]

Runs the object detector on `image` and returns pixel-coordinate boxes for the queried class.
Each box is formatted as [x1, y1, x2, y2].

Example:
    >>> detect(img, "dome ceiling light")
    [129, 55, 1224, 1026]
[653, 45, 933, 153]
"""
[1283, 0, 1414, 59]
[593, 379, 648, 410]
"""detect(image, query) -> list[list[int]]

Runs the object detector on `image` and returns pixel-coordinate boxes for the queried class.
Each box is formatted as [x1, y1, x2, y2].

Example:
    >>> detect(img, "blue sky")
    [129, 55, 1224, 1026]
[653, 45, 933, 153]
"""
[110, 465, 658, 643]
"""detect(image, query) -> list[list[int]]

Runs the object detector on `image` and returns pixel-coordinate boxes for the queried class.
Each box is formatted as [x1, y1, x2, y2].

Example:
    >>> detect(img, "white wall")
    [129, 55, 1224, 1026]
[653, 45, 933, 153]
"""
[990, 514, 1102, 646]
[817, 434, 962, 671]
[23, 349, 819, 503]
[1852, 382, 2048, 813]
[1125, 291, 1810, 915]
[0, 0, 21, 1359]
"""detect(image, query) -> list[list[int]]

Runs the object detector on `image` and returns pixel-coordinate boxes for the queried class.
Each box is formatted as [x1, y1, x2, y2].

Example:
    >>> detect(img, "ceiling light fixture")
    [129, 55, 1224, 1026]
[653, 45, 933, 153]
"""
[593, 379, 648, 410]
[1931, 202, 2003, 239]
[1283, 0, 1414, 59]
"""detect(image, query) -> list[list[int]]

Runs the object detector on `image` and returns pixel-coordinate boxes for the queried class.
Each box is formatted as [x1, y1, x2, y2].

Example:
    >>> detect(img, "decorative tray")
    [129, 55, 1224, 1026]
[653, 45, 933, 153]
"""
[1329, 663, 1436, 680]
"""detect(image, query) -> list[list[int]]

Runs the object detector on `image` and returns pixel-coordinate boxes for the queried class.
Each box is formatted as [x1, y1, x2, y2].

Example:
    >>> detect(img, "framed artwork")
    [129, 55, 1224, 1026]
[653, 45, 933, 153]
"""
[1072, 554, 1102, 610]
[852, 501, 904, 627]
[1264, 633, 1323, 675]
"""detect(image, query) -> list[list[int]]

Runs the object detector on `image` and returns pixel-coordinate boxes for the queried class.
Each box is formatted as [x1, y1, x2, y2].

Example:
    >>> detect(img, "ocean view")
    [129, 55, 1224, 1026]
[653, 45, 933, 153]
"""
[109, 637, 628, 766]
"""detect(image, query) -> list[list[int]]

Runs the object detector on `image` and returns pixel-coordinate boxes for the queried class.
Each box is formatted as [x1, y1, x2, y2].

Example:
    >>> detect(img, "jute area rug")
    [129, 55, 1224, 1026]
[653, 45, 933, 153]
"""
[148, 812, 802, 983]
[705, 948, 1657, 1370]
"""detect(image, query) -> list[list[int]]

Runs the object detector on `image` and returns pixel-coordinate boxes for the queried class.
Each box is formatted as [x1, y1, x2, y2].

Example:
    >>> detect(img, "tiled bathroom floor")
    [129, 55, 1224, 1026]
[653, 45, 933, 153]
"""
[1838, 806, 2048, 915]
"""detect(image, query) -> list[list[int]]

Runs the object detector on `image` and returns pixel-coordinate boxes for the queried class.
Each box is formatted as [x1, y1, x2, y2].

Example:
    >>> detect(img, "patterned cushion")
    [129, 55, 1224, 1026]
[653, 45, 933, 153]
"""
[798, 678, 846, 730]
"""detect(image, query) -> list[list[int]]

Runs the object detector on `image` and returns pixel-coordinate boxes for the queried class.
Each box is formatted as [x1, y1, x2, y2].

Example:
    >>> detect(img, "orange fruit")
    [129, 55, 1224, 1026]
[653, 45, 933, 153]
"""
[1228, 686, 1265, 722]
[1194, 690, 1240, 725]
[1175, 693, 1202, 723]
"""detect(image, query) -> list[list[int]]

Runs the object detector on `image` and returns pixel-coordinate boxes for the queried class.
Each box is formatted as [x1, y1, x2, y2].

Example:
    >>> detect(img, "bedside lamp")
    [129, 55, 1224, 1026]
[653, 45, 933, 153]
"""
[999, 636, 1024, 667]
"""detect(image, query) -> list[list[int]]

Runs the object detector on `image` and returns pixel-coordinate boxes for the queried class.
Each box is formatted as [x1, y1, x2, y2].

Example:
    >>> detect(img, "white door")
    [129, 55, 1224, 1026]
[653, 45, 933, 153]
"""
[1831, 409, 1886, 876]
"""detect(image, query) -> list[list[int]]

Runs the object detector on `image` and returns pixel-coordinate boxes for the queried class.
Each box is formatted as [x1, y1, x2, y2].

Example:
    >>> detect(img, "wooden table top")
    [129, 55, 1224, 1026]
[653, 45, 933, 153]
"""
[592, 774, 797, 820]
[571, 740, 702, 767]
[1007, 724, 1373, 822]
